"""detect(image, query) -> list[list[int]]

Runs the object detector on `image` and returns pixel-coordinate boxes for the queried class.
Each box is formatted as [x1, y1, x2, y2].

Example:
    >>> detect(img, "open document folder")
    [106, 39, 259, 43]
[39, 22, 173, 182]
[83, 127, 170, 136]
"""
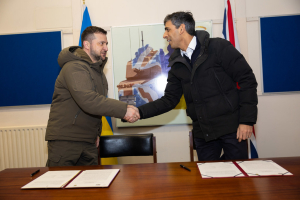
[21, 169, 120, 189]
[197, 160, 293, 178]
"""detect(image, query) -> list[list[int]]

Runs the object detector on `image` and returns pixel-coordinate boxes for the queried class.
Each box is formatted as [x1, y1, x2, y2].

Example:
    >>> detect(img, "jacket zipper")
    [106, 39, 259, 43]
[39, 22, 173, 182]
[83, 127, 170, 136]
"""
[90, 67, 104, 133]
[72, 110, 81, 124]
[193, 49, 204, 66]
[192, 36, 208, 68]
[101, 73, 105, 95]
[213, 70, 234, 111]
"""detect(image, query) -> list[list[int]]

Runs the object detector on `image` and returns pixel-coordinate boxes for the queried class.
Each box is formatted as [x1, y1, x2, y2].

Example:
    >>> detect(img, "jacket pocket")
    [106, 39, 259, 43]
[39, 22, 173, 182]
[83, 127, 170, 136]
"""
[213, 71, 234, 112]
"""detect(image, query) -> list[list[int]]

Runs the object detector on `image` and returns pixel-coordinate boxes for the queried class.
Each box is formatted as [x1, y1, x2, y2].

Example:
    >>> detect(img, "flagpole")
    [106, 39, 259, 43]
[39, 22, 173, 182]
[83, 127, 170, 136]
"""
[80, 1, 85, 33]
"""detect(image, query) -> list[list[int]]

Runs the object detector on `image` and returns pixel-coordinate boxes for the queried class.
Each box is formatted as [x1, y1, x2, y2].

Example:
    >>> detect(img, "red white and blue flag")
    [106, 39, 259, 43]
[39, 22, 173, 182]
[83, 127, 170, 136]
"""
[222, 0, 240, 52]
[249, 128, 259, 158]
[222, 0, 258, 158]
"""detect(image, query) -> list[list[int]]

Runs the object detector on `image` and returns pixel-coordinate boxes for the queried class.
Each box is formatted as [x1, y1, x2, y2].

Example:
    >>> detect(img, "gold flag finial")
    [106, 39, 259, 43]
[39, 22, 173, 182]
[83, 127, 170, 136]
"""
[83, 0, 85, 4]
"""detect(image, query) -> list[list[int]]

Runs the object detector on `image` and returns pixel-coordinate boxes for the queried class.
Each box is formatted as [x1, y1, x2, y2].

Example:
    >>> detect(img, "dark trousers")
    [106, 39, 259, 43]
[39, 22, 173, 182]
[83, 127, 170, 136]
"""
[46, 140, 98, 167]
[194, 132, 248, 161]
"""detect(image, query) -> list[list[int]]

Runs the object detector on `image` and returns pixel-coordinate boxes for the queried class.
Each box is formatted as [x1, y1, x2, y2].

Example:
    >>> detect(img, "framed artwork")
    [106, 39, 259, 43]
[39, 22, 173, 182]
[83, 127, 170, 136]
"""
[111, 21, 212, 127]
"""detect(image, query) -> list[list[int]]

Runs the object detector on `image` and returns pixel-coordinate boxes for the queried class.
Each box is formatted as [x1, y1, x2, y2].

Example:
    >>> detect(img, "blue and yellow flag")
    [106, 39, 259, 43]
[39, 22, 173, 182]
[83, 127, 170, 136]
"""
[101, 116, 118, 165]
[79, 3, 118, 165]
[78, 5, 91, 46]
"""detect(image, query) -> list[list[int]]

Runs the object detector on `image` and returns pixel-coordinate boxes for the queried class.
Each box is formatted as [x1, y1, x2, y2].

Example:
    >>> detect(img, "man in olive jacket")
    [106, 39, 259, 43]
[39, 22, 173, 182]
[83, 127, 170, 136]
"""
[46, 26, 139, 166]
[137, 12, 258, 161]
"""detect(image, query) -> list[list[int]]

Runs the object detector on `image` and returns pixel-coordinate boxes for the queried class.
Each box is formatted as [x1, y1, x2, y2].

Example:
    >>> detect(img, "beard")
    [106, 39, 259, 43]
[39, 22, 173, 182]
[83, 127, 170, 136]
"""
[90, 45, 104, 61]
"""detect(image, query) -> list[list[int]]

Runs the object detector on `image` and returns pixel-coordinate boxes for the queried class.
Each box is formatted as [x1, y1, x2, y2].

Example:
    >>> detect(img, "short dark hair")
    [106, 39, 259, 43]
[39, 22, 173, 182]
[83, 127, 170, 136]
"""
[164, 12, 196, 36]
[81, 26, 107, 47]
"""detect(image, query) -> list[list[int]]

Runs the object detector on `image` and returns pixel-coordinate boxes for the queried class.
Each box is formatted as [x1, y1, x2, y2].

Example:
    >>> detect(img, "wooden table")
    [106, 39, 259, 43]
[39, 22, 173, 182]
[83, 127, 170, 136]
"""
[0, 157, 300, 200]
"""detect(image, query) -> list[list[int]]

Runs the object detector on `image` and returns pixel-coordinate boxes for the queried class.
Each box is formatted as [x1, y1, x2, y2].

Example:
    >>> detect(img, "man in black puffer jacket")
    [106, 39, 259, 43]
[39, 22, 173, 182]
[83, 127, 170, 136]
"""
[137, 12, 258, 161]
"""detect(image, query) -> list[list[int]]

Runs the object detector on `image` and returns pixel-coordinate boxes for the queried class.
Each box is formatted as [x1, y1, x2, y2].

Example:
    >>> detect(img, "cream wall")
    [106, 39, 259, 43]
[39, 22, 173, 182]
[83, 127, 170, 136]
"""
[0, 0, 299, 164]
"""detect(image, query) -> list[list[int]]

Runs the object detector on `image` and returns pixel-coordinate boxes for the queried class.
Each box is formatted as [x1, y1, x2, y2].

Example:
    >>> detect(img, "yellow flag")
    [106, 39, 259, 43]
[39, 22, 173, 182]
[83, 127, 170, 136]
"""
[101, 116, 118, 165]
[174, 95, 187, 109]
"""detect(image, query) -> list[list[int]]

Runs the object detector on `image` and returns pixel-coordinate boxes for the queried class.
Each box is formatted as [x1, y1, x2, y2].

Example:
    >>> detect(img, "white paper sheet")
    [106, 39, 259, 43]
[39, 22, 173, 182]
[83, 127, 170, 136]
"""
[65, 169, 120, 188]
[21, 170, 81, 189]
[197, 162, 245, 178]
[237, 160, 293, 176]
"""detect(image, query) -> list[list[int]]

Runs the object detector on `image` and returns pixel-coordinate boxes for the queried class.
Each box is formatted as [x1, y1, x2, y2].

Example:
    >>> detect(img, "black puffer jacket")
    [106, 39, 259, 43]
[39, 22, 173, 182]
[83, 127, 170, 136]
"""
[138, 31, 258, 142]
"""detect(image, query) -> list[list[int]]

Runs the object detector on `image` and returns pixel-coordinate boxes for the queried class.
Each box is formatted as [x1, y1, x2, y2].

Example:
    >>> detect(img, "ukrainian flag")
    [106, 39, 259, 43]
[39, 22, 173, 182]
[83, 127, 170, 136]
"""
[79, 3, 118, 165]
[78, 4, 91, 47]
[100, 116, 118, 165]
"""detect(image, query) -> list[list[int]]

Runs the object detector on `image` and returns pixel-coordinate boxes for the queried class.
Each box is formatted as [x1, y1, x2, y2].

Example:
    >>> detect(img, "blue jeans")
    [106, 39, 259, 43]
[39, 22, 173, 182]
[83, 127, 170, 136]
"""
[194, 132, 248, 161]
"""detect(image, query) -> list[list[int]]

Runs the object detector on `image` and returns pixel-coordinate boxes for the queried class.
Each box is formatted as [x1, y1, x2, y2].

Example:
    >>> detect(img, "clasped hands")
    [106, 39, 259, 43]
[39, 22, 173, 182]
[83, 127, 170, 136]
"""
[123, 105, 140, 123]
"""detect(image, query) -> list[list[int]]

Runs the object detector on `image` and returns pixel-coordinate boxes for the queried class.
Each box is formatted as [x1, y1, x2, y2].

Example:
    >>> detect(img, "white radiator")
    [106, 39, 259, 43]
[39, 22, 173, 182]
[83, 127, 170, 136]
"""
[0, 126, 48, 171]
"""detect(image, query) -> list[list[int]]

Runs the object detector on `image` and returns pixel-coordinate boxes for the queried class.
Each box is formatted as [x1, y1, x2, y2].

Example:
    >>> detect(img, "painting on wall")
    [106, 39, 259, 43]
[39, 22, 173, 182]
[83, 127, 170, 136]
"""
[111, 21, 212, 127]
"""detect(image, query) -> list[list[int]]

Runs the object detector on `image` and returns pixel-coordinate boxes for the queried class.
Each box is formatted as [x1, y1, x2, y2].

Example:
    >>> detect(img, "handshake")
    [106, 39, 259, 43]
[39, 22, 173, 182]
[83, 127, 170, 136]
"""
[123, 105, 140, 123]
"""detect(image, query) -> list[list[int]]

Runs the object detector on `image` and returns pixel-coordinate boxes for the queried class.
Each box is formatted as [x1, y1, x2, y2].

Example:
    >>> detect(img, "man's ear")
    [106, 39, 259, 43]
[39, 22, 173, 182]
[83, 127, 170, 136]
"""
[179, 24, 186, 35]
[83, 41, 90, 50]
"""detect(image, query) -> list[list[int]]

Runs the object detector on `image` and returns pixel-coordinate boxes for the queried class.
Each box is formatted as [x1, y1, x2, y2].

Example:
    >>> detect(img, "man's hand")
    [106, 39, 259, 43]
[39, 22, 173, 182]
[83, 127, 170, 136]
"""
[123, 105, 140, 123]
[95, 136, 100, 148]
[237, 124, 252, 142]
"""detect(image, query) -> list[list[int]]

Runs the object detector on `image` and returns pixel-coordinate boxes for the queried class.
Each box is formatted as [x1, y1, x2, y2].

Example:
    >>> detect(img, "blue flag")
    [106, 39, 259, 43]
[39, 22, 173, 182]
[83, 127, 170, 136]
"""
[78, 5, 92, 46]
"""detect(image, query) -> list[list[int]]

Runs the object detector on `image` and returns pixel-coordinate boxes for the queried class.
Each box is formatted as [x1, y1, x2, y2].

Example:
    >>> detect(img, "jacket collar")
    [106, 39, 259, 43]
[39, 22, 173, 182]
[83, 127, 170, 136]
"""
[168, 30, 210, 67]
[90, 58, 108, 73]
[73, 47, 107, 73]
